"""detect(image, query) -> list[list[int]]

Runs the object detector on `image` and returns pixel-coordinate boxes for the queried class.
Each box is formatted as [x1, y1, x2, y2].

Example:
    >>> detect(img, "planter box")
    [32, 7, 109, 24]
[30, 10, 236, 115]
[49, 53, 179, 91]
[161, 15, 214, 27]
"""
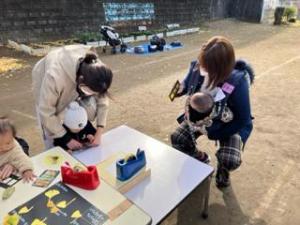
[86, 41, 104, 47]
[167, 23, 180, 29]
[99, 41, 106, 46]
[157, 33, 164, 38]
[186, 27, 200, 33]
[147, 34, 155, 40]
[123, 36, 135, 43]
[138, 26, 147, 31]
[178, 29, 188, 35]
[172, 30, 183, 36]
[148, 33, 164, 40]
[135, 35, 147, 41]
[166, 31, 177, 37]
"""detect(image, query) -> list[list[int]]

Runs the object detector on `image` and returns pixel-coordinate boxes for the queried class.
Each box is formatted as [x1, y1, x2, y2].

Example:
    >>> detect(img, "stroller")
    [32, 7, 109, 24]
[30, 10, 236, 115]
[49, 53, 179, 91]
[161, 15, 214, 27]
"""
[100, 25, 127, 54]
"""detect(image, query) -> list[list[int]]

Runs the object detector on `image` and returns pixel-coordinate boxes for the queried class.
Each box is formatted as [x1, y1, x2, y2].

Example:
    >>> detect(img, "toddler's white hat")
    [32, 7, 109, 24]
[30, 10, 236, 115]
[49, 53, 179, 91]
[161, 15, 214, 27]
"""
[64, 101, 88, 130]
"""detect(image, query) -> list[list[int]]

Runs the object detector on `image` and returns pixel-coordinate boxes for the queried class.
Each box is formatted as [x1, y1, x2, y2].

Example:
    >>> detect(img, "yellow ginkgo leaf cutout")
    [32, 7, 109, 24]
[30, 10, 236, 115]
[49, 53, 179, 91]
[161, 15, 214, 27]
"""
[46, 199, 55, 208]
[50, 206, 59, 214]
[56, 201, 67, 208]
[44, 154, 63, 166]
[45, 189, 60, 199]
[31, 218, 47, 225]
[3, 213, 20, 225]
[71, 210, 82, 219]
[19, 206, 33, 214]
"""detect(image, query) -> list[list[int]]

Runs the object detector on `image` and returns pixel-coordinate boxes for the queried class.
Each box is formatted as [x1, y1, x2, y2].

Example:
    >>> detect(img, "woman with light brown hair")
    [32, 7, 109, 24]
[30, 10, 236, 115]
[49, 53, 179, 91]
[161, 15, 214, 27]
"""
[171, 36, 254, 188]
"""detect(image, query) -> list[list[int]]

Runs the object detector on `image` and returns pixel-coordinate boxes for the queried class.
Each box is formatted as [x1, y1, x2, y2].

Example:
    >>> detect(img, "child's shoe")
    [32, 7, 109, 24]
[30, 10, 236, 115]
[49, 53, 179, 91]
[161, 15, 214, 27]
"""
[216, 165, 230, 188]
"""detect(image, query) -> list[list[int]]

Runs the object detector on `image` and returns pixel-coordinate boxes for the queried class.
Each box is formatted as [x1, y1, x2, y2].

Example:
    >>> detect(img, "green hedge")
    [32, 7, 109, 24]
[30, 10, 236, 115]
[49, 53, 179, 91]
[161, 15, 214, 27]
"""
[283, 6, 298, 21]
[75, 32, 102, 43]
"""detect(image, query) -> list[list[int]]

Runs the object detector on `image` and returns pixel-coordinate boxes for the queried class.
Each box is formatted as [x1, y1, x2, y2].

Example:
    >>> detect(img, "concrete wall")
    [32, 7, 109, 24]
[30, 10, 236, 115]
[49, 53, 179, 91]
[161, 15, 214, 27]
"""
[0, 0, 214, 43]
[210, 0, 233, 19]
[1, 0, 286, 43]
[0, 0, 106, 42]
[230, 0, 264, 22]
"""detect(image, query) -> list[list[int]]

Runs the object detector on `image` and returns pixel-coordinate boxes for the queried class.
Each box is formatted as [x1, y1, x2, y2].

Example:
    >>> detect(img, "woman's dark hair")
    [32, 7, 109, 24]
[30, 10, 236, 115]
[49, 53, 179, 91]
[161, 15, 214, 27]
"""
[0, 117, 16, 136]
[198, 36, 235, 89]
[77, 52, 113, 96]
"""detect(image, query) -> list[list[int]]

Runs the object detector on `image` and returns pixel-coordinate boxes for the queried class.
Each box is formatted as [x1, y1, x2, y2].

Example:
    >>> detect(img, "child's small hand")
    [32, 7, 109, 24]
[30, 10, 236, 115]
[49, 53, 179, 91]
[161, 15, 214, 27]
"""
[67, 139, 83, 150]
[0, 164, 15, 180]
[67, 149, 73, 154]
[87, 134, 95, 144]
[22, 170, 36, 183]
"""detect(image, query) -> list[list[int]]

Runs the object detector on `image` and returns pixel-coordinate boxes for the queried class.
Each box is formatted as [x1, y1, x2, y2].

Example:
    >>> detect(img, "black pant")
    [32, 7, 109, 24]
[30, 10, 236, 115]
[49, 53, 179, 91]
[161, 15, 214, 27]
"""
[15, 137, 29, 156]
[170, 121, 242, 171]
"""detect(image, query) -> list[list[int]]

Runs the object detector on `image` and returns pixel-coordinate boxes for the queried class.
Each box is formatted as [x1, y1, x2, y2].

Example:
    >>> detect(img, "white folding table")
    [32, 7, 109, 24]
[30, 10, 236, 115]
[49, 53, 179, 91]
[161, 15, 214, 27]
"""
[74, 125, 214, 224]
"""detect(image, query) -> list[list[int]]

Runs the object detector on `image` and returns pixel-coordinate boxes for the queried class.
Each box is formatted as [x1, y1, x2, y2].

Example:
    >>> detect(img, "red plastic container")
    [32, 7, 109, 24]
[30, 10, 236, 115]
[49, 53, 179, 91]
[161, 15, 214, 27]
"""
[61, 164, 100, 190]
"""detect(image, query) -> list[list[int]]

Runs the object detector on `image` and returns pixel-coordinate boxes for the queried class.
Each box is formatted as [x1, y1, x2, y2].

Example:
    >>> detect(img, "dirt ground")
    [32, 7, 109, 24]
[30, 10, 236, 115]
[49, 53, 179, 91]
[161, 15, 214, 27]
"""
[0, 19, 299, 225]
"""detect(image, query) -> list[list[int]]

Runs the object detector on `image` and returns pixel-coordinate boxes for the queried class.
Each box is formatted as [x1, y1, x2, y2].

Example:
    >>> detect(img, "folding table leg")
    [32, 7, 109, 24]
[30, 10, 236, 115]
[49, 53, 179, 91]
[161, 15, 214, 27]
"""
[202, 176, 212, 219]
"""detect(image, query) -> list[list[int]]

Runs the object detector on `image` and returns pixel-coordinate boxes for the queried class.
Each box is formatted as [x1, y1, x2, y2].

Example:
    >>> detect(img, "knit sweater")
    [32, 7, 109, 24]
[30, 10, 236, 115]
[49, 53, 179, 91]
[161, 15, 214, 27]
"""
[0, 139, 34, 174]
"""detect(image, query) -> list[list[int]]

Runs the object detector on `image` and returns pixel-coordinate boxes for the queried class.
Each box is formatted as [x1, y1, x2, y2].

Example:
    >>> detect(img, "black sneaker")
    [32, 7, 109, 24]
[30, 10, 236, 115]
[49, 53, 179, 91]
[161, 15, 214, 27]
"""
[216, 166, 230, 188]
[194, 151, 211, 164]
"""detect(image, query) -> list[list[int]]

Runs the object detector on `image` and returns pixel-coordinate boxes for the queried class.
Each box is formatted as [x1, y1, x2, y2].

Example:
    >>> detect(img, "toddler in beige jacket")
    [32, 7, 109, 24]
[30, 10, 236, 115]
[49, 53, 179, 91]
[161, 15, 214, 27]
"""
[0, 117, 35, 182]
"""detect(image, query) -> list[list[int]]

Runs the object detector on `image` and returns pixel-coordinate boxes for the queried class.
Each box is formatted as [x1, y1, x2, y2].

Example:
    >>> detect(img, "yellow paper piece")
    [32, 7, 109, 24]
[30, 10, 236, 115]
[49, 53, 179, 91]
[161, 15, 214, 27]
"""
[43, 155, 63, 166]
[19, 206, 33, 214]
[50, 207, 59, 214]
[71, 210, 82, 219]
[46, 199, 59, 214]
[45, 189, 60, 199]
[46, 199, 55, 208]
[3, 213, 20, 225]
[31, 218, 47, 225]
[56, 201, 67, 208]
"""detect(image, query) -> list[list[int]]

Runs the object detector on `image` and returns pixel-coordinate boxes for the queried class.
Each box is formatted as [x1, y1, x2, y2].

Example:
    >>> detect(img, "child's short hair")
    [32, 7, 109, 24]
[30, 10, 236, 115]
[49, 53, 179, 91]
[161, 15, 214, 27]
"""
[190, 92, 214, 113]
[0, 117, 16, 136]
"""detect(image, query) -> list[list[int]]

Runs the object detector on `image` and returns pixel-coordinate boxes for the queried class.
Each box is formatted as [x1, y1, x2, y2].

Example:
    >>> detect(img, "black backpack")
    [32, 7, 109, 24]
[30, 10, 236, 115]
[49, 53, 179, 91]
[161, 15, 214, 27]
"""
[150, 35, 166, 51]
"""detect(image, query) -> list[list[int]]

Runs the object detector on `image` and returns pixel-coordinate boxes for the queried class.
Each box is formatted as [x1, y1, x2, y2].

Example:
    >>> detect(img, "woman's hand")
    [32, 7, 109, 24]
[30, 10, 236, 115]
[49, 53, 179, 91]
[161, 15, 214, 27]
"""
[0, 164, 15, 180]
[90, 127, 103, 147]
[66, 139, 83, 150]
[177, 83, 184, 96]
[22, 170, 36, 183]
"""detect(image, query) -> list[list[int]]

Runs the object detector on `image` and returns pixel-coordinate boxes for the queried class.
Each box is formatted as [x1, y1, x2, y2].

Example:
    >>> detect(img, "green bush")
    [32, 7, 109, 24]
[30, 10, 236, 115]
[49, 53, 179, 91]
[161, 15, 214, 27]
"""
[120, 29, 167, 38]
[76, 32, 102, 44]
[283, 6, 298, 21]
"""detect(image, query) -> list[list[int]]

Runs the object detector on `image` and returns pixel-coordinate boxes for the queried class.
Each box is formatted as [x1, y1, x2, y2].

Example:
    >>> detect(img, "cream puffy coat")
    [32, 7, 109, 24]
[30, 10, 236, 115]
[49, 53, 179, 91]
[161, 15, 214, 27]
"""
[0, 140, 33, 174]
[32, 45, 109, 139]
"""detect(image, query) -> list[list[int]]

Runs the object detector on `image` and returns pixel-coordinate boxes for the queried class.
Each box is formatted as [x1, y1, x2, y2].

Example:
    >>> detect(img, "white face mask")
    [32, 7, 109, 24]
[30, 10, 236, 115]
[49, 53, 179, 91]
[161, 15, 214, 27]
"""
[200, 67, 208, 76]
[79, 85, 98, 96]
